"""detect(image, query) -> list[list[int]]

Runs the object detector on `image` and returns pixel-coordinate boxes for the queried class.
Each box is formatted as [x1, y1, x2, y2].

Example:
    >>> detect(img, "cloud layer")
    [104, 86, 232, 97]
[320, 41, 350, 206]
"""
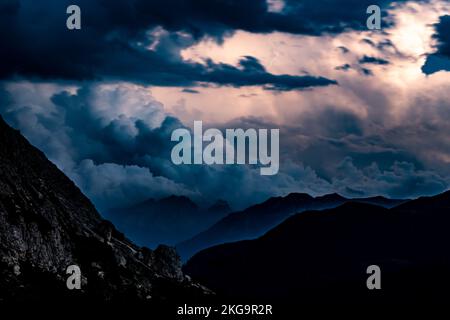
[1, 0, 449, 212]
[1, 78, 449, 211]
[0, 0, 343, 91]
[0, 82, 332, 210]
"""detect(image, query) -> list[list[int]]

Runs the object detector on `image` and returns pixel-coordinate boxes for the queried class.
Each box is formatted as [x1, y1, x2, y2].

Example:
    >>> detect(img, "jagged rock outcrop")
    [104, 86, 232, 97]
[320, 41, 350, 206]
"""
[0, 116, 212, 303]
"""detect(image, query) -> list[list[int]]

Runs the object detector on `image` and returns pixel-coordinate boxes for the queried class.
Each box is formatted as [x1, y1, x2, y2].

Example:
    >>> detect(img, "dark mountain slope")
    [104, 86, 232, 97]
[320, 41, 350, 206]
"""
[0, 116, 211, 304]
[184, 195, 450, 306]
[177, 192, 406, 260]
[107, 196, 230, 248]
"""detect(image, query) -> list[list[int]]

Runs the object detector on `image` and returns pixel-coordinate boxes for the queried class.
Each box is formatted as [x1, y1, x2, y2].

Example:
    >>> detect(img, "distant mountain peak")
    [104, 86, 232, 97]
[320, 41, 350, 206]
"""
[315, 193, 347, 202]
[395, 189, 450, 211]
[208, 199, 232, 213]
[177, 190, 408, 261]
[159, 195, 199, 208]
[107, 194, 230, 248]
[283, 193, 314, 201]
[184, 189, 450, 304]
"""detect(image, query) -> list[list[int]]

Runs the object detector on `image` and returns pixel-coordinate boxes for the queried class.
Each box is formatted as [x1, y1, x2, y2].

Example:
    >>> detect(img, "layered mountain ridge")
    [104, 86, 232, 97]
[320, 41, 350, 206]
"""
[177, 191, 406, 260]
[184, 191, 450, 306]
[107, 195, 231, 248]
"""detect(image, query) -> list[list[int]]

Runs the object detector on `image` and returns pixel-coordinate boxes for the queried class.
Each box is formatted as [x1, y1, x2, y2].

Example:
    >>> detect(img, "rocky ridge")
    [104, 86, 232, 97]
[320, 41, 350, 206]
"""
[0, 115, 211, 303]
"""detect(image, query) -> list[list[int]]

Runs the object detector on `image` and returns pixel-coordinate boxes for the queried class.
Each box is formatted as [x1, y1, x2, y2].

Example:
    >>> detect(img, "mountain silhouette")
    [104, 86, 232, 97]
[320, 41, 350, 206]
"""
[107, 196, 231, 248]
[177, 192, 406, 260]
[0, 116, 212, 305]
[184, 192, 450, 308]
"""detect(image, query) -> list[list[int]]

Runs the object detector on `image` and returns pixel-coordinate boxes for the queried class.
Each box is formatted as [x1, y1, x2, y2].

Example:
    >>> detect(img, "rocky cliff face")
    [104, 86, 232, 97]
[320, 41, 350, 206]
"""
[0, 116, 211, 303]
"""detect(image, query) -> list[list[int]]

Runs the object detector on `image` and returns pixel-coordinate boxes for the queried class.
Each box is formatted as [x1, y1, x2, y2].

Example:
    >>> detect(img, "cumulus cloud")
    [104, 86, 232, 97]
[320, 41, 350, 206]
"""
[72, 159, 199, 209]
[1, 76, 450, 211]
[0, 82, 195, 209]
[0, 82, 337, 210]
[332, 157, 449, 198]
[222, 104, 450, 198]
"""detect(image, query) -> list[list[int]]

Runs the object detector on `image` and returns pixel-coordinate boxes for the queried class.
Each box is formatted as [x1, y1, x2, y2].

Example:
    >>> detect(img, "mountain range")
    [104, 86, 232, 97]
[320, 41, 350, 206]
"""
[177, 192, 406, 260]
[3, 111, 448, 310]
[184, 191, 450, 307]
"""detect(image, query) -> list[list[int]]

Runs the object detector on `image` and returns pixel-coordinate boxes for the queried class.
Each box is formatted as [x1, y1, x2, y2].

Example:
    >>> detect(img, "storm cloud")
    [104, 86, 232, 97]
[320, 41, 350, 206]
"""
[0, 0, 407, 90]
[422, 15, 450, 74]
[0, 82, 330, 209]
[1, 1, 449, 211]
[0, 0, 357, 90]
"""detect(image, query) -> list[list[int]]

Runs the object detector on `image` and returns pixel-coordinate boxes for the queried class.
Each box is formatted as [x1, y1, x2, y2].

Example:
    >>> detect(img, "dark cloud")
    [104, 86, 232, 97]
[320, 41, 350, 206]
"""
[337, 46, 350, 54]
[422, 15, 450, 74]
[0, 0, 19, 13]
[359, 55, 390, 65]
[335, 64, 351, 71]
[434, 15, 450, 58]
[300, 109, 364, 138]
[376, 39, 396, 51]
[0, 0, 404, 89]
[361, 68, 373, 76]
[181, 88, 200, 94]
[361, 38, 376, 47]
[186, 56, 337, 90]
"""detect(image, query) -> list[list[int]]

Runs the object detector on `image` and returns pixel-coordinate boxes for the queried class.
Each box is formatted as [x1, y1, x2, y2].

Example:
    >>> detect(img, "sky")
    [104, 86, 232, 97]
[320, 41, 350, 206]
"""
[0, 0, 449, 211]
